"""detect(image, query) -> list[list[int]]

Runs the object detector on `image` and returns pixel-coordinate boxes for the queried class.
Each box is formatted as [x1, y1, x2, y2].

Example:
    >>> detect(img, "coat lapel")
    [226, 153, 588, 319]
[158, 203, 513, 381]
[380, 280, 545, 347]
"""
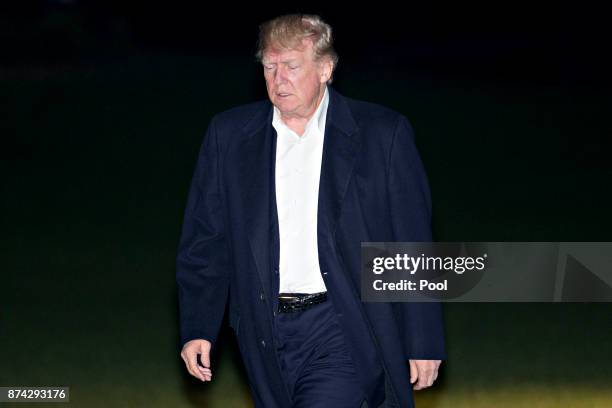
[318, 88, 361, 238]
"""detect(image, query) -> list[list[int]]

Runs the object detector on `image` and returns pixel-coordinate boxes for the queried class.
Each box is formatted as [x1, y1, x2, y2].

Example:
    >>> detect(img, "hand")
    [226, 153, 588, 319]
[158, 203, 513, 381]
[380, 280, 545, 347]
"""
[409, 359, 441, 390]
[181, 339, 213, 382]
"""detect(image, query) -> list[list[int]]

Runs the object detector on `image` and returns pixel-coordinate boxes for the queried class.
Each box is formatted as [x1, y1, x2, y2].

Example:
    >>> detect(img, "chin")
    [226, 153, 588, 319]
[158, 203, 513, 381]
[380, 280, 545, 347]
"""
[274, 101, 297, 114]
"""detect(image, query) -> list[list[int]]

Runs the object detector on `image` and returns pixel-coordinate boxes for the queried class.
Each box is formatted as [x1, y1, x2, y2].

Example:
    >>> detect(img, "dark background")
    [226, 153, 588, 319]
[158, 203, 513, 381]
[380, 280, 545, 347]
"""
[1, 1, 611, 407]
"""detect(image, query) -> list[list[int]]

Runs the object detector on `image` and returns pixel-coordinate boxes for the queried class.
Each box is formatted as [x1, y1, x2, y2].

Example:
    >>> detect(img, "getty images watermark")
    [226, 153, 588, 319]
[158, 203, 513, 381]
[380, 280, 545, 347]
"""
[361, 242, 612, 302]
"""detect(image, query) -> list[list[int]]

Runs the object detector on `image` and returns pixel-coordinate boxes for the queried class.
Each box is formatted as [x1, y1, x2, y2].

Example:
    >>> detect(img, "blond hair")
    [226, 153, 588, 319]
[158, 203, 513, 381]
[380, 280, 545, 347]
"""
[256, 14, 339, 82]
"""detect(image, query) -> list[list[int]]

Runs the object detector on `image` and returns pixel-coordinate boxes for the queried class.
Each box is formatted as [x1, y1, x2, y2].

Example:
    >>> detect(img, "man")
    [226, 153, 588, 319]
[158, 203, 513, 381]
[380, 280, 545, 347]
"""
[177, 14, 446, 408]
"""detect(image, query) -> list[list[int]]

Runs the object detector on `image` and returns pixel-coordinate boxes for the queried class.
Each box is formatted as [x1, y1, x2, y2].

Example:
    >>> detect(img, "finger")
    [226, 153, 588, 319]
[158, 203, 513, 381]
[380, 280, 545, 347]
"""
[409, 360, 418, 384]
[423, 367, 436, 388]
[198, 366, 212, 375]
[430, 361, 441, 384]
[413, 364, 433, 390]
[425, 365, 436, 386]
[187, 353, 205, 381]
[425, 371, 434, 387]
[432, 367, 439, 383]
[199, 347, 211, 369]
[198, 367, 212, 379]
[199, 371, 211, 381]
[414, 375, 430, 390]
[198, 366, 212, 381]
[185, 349, 206, 381]
[198, 345, 212, 381]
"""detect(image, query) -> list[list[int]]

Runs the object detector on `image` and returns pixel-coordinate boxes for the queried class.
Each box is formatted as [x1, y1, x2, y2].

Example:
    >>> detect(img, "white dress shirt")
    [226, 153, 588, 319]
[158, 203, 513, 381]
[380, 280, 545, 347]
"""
[273, 87, 329, 294]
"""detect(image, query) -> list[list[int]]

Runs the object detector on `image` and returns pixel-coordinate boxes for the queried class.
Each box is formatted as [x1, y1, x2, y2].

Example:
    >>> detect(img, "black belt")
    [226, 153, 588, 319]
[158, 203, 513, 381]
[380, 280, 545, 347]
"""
[278, 292, 327, 313]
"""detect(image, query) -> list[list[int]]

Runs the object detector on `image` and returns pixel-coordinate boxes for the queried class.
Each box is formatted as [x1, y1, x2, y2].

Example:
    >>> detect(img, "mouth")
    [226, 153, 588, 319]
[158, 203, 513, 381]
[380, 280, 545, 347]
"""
[276, 92, 291, 98]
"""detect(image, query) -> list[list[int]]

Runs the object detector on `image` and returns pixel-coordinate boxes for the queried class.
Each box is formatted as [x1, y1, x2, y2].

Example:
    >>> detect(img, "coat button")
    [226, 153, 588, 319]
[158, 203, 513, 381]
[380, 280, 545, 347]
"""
[274, 268, 279, 275]
[261, 340, 266, 348]
[260, 292, 265, 301]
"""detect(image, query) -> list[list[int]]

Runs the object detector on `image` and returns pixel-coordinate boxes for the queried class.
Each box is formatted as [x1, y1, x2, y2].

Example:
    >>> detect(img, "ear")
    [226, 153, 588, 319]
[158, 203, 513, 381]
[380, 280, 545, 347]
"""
[319, 58, 333, 83]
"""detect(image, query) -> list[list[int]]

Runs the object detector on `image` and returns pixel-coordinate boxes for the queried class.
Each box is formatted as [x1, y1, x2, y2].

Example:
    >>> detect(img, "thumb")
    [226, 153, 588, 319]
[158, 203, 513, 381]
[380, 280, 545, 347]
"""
[409, 360, 418, 384]
[199, 341, 211, 368]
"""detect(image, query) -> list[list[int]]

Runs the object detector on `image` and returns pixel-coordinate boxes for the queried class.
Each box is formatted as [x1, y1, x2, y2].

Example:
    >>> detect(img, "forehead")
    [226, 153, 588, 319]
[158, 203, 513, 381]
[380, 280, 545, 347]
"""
[262, 42, 315, 62]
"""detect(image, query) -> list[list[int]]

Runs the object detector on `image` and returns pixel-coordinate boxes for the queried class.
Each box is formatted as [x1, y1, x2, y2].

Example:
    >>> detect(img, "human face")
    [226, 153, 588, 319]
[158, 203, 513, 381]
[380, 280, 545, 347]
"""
[262, 40, 331, 121]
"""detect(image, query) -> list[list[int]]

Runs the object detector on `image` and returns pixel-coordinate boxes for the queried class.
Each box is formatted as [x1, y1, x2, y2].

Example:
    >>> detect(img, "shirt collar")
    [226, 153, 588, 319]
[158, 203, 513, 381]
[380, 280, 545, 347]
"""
[272, 86, 329, 137]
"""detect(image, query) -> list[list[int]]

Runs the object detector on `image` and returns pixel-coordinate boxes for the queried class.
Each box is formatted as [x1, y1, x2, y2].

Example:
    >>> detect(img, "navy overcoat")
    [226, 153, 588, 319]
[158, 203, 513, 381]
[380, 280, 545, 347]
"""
[176, 87, 447, 407]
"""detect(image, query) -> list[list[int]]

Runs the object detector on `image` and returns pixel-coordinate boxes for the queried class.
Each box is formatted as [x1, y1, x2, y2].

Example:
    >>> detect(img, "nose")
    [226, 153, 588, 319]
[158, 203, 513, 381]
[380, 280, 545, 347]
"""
[273, 66, 288, 85]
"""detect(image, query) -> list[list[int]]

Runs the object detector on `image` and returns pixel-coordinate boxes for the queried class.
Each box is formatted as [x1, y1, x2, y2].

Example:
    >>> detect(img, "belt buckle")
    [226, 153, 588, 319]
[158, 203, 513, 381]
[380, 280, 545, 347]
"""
[278, 293, 305, 313]
[279, 295, 300, 303]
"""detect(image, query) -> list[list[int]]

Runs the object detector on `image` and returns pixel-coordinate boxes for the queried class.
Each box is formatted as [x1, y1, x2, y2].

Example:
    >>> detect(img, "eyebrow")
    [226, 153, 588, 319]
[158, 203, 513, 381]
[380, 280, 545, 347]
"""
[262, 59, 299, 65]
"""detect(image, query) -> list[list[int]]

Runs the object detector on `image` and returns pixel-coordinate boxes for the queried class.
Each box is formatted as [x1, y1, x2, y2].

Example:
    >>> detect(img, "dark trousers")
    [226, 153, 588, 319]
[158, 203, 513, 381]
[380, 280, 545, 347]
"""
[273, 300, 366, 408]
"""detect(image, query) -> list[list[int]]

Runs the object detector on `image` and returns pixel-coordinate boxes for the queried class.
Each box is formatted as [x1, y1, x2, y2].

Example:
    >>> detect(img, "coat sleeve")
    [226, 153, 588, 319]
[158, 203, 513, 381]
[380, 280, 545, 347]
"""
[386, 115, 448, 360]
[176, 116, 230, 348]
